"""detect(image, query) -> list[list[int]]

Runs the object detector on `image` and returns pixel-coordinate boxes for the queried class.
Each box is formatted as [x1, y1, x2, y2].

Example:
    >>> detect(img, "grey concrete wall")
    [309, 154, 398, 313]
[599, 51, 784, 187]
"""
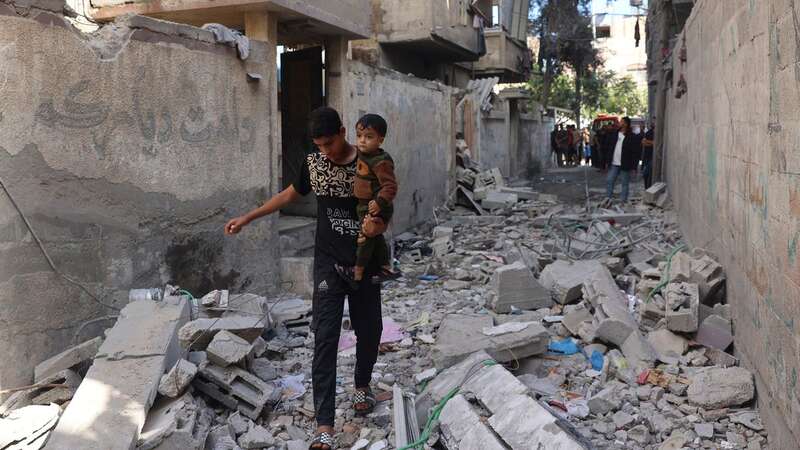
[342, 60, 454, 232]
[0, 8, 278, 393]
[521, 114, 554, 175]
[659, 1, 799, 446]
[478, 109, 553, 179]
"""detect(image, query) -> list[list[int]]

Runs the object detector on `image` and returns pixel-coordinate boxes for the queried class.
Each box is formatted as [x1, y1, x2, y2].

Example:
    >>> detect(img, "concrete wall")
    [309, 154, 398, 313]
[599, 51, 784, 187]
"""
[342, 60, 454, 232]
[0, 7, 278, 393]
[659, 1, 799, 446]
[478, 106, 553, 179]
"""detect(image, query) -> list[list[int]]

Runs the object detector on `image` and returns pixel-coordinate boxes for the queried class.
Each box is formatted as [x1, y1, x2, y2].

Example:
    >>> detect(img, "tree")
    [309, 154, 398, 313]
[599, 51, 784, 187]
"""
[529, 67, 648, 120]
[530, 0, 599, 127]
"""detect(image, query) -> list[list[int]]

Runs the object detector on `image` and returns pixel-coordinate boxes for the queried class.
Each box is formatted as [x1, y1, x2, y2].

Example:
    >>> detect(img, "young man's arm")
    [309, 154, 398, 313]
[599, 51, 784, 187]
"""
[224, 185, 303, 235]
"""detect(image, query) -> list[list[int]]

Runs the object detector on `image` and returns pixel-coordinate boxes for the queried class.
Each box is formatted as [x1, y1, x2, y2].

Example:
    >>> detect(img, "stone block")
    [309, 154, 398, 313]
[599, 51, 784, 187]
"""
[158, 359, 198, 398]
[562, 304, 593, 336]
[197, 364, 277, 420]
[250, 358, 278, 382]
[34, 336, 103, 383]
[620, 333, 658, 369]
[588, 386, 622, 415]
[238, 424, 275, 449]
[431, 236, 454, 257]
[687, 367, 754, 409]
[498, 187, 539, 200]
[179, 315, 266, 350]
[695, 314, 733, 351]
[643, 182, 667, 205]
[207, 330, 253, 367]
[431, 314, 548, 370]
[539, 259, 605, 304]
[432, 226, 454, 238]
[665, 282, 699, 333]
[472, 186, 490, 201]
[31, 370, 81, 406]
[668, 252, 692, 283]
[647, 328, 689, 361]
[490, 261, 553, 313]
[438, 395, 506, 450]
[280, 257, 314, 298]
[45, 298, 190, 450]
[481, 191, 518, 210]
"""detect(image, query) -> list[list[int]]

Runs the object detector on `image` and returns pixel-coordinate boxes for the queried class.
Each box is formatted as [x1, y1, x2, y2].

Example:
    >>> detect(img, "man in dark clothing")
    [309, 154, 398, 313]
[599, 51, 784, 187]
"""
[550, 125, 559, 167]
[641, 122, 655, 189]
[604, 117, 642, 203]
[224, 107, 382, 450]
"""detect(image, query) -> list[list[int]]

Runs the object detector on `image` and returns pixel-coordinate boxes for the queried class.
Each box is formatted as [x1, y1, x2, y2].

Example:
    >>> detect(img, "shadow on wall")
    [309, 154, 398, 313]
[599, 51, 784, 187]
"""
[165, 235, 246, 296]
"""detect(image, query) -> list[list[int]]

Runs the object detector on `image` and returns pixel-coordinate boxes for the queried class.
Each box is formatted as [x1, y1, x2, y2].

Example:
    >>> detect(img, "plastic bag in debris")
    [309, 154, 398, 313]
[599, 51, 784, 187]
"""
[275, 374, 306, 400]
[548, 338, 580, 355]
[566, 399, 590, 418]
[590, 351, 604, 371]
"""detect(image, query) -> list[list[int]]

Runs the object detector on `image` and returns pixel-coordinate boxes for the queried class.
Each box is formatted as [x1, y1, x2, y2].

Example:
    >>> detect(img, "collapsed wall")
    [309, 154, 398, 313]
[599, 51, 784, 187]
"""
[657, 0, 799, 447]
[0, 3, 278, 394]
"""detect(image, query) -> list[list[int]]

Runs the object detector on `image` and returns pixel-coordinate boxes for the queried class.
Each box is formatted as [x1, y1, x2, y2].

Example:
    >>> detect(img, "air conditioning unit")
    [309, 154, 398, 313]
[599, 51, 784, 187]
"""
[630, 0, 643, 6]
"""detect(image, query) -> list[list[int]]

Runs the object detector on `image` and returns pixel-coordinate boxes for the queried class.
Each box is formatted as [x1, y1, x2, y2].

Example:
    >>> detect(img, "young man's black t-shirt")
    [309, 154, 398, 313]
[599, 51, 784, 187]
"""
[642, 129, 654, 164]
[292, 151, 361, 270]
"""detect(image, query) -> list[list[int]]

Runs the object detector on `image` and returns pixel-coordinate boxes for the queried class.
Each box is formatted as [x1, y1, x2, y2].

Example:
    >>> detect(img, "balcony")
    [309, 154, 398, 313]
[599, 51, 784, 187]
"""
[472, 29, 530, 82]
[376, 0, 491, 62]
[91, 0, 371, 42]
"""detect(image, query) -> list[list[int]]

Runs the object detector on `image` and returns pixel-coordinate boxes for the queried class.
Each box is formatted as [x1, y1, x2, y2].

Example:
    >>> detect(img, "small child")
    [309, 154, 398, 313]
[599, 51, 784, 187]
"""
[336, 114, 400, 288]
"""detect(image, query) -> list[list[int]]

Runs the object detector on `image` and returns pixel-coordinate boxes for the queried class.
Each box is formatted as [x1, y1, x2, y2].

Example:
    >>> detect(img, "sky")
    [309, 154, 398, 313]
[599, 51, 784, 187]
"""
[591, 0, 647, 15]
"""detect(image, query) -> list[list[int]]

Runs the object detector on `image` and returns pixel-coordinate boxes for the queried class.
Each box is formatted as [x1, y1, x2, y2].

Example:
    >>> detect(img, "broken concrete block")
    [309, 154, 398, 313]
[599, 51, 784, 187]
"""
[438, 394, 507, 450]
[205, 424, 238, 450]
[620, 333, 658, 369]
[431, 314, 548, 370]
[34, 336, 103, 383]
[430, 236, 454, 257]
[562, 304, 594, 336]
[432, 226, 454, 239]
[158, 359, 198, 398]
[695, 314, 733, 351]
[499, 186, 538, 200]
[179, 315, 266, 350]
[643, 182, 667, 205]
[687, 367, 754, 409]
[582, 263, 639, 347]
[472, 186, 490, 201]
[250, 358, 278, 382]
[238, 424, 275, 449]
[601, 256, 626, 275]
[490, 261, 553, 313]
[136, 393, 208, 450]
[200, 289, 229, 307]
[539, 259, 605, 304]
[689, 254, 725, 304]
[420, 351, 588, 449]
[481, 191, 518, 210]
[0, 404, 60, 450]
[588, 386, 622, 415]
[665, 282, 699, 332]
[647, 328, 689, 361]
[196, 364, 277, 420]
[668, 252, 692, 283]
[45, 297, 190, 450]
[207, 330, 253, 367]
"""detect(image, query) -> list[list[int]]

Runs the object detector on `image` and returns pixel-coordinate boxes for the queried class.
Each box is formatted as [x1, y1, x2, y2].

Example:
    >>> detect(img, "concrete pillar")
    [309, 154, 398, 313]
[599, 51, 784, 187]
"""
[325, 36, 350, 115]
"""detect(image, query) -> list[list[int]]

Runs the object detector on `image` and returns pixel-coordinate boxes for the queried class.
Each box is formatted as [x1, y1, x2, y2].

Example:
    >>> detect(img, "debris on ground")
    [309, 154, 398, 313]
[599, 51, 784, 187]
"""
[3, 173, 769, 450]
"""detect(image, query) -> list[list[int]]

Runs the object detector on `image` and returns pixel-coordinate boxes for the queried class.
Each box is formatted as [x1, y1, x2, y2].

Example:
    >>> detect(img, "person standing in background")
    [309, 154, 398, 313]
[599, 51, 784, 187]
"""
[641, 121, 655, 189]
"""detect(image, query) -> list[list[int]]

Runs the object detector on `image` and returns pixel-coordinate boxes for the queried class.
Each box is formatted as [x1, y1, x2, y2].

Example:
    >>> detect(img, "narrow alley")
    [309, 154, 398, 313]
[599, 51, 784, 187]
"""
[1, 0, 798, 449]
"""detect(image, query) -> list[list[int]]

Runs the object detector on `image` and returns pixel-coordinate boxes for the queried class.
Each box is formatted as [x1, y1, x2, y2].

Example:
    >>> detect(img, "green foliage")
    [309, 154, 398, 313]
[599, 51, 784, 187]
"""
[528, 67, 648, 120]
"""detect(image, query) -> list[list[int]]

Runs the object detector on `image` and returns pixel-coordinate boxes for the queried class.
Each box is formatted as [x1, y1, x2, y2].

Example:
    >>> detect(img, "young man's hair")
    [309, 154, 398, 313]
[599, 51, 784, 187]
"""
[455, 132, 465, 139]
[356, 113, 388, 137]
[308, 107, 343, 139]
[621, 116, 632, 127]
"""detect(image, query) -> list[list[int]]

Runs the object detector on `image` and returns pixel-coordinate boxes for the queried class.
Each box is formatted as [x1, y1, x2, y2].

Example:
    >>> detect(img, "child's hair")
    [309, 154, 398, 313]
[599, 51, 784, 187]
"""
[356, 113, 388, 137]
[308, 107, 343, 138]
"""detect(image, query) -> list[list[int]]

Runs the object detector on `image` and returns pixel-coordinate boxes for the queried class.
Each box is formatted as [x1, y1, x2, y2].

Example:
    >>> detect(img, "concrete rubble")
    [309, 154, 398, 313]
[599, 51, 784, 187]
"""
[4, 171, 769, 450]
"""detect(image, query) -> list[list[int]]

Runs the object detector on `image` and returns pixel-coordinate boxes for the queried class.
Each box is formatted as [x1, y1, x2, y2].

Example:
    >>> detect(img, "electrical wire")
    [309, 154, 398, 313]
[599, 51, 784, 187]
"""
[0, 175, 121, 311]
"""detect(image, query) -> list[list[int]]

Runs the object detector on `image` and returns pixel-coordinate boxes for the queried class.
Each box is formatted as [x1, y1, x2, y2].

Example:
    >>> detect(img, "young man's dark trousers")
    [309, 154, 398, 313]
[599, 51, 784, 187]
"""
[311, 265, 382, 427]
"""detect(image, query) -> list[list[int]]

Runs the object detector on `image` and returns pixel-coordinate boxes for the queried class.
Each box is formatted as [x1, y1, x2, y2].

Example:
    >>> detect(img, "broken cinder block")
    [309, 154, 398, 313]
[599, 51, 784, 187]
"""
[490, 261, 553, 313]
[158, 359, 198, 398]
[179, 315, 266, 350]
[195, 363, 277, 420]
[643, 182, 667, 205]
[207, 330, 253, 367]
[665, 282, 700, 333]
[34, 336, 103, 383]
[539, 259, 605, 304]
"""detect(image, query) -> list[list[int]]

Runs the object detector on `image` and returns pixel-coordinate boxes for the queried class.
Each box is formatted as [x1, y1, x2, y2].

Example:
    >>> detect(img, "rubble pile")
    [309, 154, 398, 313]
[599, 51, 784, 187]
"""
[0, 170, 770, 450]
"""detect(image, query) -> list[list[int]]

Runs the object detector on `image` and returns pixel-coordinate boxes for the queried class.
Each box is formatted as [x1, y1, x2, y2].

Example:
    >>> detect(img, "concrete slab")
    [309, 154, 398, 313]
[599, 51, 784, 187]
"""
[34, 337, 103, 383]
[179, 315, 266, 350]
[481, 191, 518, 210]
[643, 183, 667, 205]
[438, 395, 506, 450]
[687, 367, 754, 409]
[45, 297, 190, 450]
[431, 314, 549, 370]
[490, 261, 553, 313]
[695, 314, 733, 351]
[539, 259, 605, 304]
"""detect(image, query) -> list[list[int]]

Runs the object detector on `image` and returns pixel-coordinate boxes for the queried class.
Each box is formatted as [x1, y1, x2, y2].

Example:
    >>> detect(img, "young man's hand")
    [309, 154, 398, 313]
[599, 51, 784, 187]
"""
[224, 216, 250, 235]
[368, 200, 380, 215]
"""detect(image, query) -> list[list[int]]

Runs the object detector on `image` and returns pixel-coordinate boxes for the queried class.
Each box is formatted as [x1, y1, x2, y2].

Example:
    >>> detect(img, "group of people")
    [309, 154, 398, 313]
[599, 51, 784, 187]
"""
[550, 124, 590, 167]
[551, 117, 656, 204]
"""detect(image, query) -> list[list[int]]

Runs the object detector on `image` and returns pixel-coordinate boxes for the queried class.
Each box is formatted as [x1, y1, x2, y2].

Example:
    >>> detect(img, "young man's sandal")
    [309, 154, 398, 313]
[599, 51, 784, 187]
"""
[353, 387, 376, 416]
[309, 431, 335, 450]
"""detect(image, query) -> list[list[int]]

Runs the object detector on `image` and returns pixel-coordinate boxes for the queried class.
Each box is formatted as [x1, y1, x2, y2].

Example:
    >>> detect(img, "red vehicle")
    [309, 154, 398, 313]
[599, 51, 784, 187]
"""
[592, 115, 620, 133]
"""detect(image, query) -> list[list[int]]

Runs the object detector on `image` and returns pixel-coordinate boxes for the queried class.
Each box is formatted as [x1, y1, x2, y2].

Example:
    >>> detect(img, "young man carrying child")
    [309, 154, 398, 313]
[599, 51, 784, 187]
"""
[336, 113, 401, 287]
